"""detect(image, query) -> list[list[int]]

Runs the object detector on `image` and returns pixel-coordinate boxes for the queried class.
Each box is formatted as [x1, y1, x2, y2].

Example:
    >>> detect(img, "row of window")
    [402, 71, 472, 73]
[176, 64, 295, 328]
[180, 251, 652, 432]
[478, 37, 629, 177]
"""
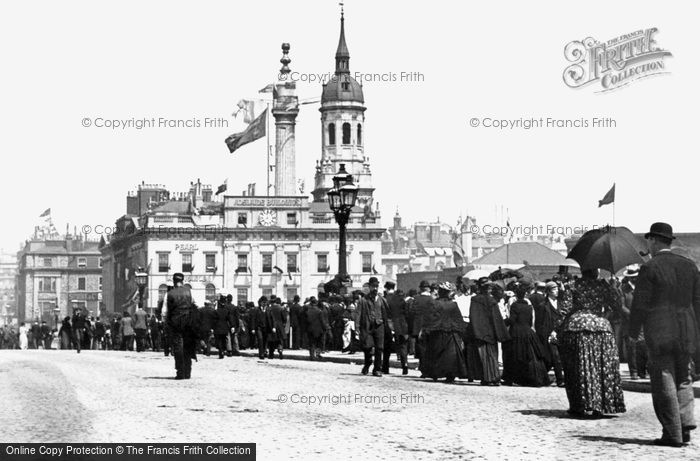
[153, 252, 374, 275]
[40, 257, 103, 268]
[37, 276, 102, 292]
[327, 122, 362, 146]
[236, 212, 298, 226]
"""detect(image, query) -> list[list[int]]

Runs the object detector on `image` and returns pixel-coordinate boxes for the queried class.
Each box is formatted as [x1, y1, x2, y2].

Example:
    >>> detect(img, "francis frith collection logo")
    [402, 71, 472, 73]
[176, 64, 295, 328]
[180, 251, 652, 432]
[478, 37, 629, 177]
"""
[563, 28, 672, 92]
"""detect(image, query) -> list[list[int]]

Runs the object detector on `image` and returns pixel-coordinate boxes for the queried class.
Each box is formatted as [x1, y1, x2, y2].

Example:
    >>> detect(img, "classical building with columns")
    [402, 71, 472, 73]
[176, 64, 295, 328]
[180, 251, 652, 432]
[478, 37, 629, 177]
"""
[101, 12, 384, 313]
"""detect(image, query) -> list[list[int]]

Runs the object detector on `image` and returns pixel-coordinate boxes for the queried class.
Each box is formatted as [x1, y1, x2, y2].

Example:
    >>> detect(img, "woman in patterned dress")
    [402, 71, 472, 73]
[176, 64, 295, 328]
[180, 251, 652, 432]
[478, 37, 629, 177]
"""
[558, 269, 626, 416]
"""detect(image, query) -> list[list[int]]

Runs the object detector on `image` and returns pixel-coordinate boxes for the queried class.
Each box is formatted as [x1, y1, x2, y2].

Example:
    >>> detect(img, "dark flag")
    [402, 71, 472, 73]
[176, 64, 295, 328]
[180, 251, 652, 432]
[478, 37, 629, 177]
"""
[215, 180, 227, 195]
[598, 183, 615, 207]
[39, 208, 51, 218]
[225, 108, 267, 154]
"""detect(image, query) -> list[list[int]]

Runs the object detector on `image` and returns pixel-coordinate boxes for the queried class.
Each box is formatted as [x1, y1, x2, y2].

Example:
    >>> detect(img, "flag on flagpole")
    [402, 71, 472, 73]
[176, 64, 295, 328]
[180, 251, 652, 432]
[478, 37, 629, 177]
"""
[259, 83, 278, 99]
[215, 179, 227, 195]
[39, 208, 51, 218]
[232, 99, 265, 123]
[225, 108, 267, 154]
[598, 183, 615, 207]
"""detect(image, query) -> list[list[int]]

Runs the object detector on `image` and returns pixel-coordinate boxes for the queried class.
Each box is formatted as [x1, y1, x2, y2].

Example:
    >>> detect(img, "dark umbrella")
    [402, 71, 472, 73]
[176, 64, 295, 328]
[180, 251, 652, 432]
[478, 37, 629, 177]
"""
[567, 226, 647, 274]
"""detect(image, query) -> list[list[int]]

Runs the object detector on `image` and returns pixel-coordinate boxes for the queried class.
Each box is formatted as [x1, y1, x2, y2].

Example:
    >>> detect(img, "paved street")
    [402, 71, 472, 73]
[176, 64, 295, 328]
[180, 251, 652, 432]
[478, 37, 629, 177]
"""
[1, 350, 698, 460]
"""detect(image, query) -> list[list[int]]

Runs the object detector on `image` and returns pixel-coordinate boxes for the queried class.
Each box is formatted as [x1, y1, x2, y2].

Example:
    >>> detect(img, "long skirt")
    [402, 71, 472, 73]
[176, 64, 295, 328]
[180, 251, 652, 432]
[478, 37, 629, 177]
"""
[420, 331, 468, 379]
[466, 340, 500, 383]
[502, 328, 550, 387]
[559, 330, 626, 414]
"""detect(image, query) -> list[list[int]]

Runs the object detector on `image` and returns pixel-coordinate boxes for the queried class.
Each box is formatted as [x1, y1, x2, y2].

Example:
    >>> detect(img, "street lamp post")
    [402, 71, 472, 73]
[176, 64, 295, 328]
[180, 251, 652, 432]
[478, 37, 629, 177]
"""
[327, 163, 359, 283]
[135, 268, 148, 313]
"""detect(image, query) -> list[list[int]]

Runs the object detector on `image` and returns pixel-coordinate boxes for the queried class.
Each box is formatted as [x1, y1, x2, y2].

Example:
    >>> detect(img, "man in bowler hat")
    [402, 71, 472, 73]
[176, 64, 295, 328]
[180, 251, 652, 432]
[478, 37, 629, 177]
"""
[357, 277, 391, 376]
[630, 222, 700, 447]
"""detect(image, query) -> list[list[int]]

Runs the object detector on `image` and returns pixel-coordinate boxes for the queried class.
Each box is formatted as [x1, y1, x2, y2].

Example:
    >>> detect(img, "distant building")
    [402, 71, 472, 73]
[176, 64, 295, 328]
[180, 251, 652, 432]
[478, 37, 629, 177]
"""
[381, 210, 473, 280]
[0, 250, 18, 325]
[16, 235, 102, 326]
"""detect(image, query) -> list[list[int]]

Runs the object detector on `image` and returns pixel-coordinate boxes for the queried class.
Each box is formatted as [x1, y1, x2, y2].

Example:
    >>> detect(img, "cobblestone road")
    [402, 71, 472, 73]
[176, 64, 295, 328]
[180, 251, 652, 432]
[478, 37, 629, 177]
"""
[1, 350, 698, 460]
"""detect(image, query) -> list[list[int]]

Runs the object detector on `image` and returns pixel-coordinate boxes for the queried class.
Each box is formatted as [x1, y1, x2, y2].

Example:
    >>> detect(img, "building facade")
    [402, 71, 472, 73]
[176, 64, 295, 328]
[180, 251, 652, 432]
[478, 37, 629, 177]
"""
[101, 13, 384, 313]
[0, 250, 18, 325]
[17, 235, 102, 326]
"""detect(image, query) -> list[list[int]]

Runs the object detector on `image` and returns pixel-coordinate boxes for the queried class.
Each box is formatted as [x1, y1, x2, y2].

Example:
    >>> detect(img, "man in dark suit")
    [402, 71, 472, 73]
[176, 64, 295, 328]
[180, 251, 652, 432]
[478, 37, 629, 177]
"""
[198, 302, 217, 356]
[382, 282, 410, 375]
[357, 277, 391, 377]
[534, 282, 566, 387]
[71, 310, 86, 354]
[166, 273, 199, 379]
[266, 297, 288, 359]
[40, 321, 52, 349]
[411, 280, 435, 373]
[225, 294, 240, 356]
[289, 295, 303, 350]
[304, 297, 328, 360]
[630, 222, 700, 447]
[212, 296, 231, 359]
[249, 296, 269, 359]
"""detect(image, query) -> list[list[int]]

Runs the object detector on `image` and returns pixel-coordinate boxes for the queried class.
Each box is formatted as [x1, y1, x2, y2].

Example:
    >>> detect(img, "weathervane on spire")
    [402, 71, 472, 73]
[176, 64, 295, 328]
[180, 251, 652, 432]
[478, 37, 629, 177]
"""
[339, 1, 344, 17]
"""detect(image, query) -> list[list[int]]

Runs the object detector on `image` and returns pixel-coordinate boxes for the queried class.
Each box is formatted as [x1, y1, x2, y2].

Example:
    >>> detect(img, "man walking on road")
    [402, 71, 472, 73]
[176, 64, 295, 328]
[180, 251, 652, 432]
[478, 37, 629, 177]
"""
[358, 277, 391, 377]
[630, 222, 700, 447]
[71, 309, 87, 354]
[133, 304, 148, 352]
[166, 273, 199, 380]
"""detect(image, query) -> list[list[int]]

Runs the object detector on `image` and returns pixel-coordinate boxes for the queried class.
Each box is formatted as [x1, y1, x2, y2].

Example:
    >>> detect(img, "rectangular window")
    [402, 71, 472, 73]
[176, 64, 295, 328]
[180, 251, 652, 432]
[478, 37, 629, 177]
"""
[43, 258, 52, 267]
[158, 253, 169, 273]
[205, 253, 216, 272]
[237, 213, 248, 226]
[78, 277, 86, 291]
[99, 276, 103, 291]
[236, 254, 248, 273]
[286, 288, 297, 302]
[362, 253, 373, 273]
[39, 277, 56, 293]
[181, 253, 193, 272]
[98, 257, 103, 268]
[262, 288, 273, 299]
[317, 254, 328, 273]
[261, 253, 272, 273]
[237, 288, 248, 306]
[77, 257, 87, 268]
[286, 253, 298, 273]
[287, 212, 297, 225]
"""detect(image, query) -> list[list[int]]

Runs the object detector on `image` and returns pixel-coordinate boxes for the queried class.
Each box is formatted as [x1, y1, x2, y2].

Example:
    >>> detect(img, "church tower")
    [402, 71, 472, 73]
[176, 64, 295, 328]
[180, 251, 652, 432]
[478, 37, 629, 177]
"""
[311, 11, 375, 213]
[273, 43, 299, 196]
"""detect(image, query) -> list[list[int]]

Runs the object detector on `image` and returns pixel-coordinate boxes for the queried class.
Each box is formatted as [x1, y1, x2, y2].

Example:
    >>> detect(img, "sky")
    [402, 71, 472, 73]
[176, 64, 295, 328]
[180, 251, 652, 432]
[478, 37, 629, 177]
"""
[1, 0, 698, 252]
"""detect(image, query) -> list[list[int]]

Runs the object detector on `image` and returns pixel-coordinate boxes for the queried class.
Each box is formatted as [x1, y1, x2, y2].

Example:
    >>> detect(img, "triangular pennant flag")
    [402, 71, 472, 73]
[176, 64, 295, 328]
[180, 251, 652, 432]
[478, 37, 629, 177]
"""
[598, 183, 615, 207]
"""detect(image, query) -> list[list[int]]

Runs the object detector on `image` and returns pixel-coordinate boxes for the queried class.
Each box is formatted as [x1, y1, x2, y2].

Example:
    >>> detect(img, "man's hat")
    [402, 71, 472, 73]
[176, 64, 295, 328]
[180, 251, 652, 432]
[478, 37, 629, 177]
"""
[545, 281, 558, 291]
[173, 273, 185, 283]
[535, 281, 546, 289]
[368, 276, 380, 287]
[384, 281, 396, 290]
[623, 267, 639, 278]
[477, 277, 491, 286]
[644, 222, 676, 241]
[419, 280, 431, 290]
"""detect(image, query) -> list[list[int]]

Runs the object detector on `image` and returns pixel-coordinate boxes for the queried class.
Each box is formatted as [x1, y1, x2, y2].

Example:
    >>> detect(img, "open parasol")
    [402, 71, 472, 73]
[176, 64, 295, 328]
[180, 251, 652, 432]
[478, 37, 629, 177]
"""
[566, 226, 647, 274]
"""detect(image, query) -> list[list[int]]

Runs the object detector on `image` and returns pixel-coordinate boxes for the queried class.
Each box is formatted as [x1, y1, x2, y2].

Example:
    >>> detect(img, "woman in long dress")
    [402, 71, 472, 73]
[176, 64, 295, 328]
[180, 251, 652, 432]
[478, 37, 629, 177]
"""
[59, 316, 72, 349]
[466, 278, 510, 386]
[19, 323, 29, 350]
[558, 269, 626, 416]
[502, 285, 550, 387]
[420, 282, 468, 383]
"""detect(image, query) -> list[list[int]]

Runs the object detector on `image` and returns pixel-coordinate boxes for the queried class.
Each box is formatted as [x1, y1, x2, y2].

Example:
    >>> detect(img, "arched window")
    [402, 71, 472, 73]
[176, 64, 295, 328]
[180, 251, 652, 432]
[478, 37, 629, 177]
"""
[328, 123, 335, 145]
[158, 284, 168, 301]
[357, 124, 362, 146]
[342, 122, 351, 144]
[205, 283, 216, 302]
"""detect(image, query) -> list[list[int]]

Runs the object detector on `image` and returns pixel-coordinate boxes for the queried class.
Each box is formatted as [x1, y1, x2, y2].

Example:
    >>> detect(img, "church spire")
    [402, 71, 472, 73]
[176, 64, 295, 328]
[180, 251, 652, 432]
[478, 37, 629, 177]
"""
[335, 7, 350, 74]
